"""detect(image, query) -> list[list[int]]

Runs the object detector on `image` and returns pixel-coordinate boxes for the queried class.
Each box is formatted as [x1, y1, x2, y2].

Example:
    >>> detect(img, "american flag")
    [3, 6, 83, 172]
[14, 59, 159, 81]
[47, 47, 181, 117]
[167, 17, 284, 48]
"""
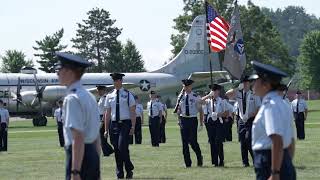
[206, 2, 230, 52]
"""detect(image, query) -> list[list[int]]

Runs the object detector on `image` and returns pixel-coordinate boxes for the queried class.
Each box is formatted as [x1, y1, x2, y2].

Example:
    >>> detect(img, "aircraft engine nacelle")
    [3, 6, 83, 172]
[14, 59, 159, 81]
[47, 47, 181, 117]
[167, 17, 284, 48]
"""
[42, 86, 67, 102]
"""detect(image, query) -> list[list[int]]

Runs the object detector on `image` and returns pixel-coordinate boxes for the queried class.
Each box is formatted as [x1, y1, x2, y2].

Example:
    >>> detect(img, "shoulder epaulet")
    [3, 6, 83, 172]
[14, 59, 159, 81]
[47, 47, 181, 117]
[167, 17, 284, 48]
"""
[263, 97, 271, 105]
[193, 93, 197, 97]
[71, 89, 77, 93]
[103, 95, 106, 98]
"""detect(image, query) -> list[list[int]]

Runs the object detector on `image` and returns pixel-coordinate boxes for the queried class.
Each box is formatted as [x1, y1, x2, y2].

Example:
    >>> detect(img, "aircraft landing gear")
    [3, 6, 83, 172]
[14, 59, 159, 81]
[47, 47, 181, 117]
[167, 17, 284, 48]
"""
[32, 116, 47, 126]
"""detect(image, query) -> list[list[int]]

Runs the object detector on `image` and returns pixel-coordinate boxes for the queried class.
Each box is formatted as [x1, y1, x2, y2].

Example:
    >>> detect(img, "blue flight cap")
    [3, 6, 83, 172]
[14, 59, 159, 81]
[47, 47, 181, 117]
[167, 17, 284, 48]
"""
[209, 84, 222, 91]
[55, 52, 92, 70]
[110, 73, 125, 80]
[240, 75, 250, 82]
[249, 61, 287, 81]
[182, 79, 194, 86]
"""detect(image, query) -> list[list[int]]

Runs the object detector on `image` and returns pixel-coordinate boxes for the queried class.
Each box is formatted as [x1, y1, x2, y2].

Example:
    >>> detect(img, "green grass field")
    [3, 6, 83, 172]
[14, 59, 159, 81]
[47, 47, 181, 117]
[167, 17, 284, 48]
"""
[0, 101, 319, 180]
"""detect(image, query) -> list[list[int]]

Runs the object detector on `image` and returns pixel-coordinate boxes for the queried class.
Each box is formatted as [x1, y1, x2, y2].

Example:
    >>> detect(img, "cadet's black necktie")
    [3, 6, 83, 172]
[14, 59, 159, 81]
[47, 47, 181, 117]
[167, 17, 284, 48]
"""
[185, 94, 190, 116]
[296, 100, 299, 113]
[116, 90, 120, 121]
[150, 101, 153, 117]
[212, 97, 215, 113]
[243, 91, 247, 114]
[60, 109, 62, 122]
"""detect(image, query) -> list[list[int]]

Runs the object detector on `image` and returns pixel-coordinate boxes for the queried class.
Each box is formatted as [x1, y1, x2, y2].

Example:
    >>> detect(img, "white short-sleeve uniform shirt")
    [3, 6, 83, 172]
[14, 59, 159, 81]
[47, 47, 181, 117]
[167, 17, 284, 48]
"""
[63, 81, 100, 147]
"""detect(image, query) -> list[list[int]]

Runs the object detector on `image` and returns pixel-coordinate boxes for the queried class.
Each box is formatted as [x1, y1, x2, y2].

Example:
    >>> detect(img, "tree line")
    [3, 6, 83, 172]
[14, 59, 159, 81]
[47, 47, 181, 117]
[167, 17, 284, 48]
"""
[0, 8, 145, 73]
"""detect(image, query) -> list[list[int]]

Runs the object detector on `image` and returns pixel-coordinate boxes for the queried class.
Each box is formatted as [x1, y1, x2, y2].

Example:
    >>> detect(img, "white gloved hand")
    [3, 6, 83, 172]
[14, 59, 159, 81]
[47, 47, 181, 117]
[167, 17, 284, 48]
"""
[212, 112, 218, 120]
[238, 83, 244, 90]
[242, 114, 248, 122]
[208, 91, 215, 97]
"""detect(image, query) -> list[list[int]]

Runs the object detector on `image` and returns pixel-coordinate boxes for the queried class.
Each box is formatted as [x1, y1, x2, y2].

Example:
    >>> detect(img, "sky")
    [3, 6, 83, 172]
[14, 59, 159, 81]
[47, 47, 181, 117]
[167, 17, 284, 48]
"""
[0, 0, 319, 72]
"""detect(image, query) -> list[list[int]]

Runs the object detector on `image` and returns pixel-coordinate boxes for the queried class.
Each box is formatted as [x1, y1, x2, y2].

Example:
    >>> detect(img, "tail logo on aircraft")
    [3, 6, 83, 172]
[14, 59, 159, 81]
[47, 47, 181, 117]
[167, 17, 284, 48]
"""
[139, 80, 151, 91]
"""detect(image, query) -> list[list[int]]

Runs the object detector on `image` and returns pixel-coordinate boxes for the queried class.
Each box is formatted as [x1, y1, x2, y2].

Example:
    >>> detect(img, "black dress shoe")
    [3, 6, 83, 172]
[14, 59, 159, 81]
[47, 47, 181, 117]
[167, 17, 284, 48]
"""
[126, 171, 133, 179]
[243, 163, 250, 167]
[218, 162, 224, 167]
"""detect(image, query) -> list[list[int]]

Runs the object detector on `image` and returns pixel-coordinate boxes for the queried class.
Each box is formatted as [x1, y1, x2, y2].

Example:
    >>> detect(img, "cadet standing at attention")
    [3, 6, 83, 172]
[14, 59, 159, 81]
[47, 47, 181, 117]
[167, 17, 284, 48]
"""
[202, 84, 228, 167]
[97, 85, 114, 156]
[0, 100, 9, 152]
[157, 95, 167, 143]
[104, 73, 136, 179]
[55, 52, 101, 180]
[226, 75, 261, 167]
[249, 61, 296, 180]
[129, 95, 144, 144]
[54, 100, 64, 147]
[147, 91, 162, 147]
[177, 79, 203, 168]
[291, 90, 308, 140]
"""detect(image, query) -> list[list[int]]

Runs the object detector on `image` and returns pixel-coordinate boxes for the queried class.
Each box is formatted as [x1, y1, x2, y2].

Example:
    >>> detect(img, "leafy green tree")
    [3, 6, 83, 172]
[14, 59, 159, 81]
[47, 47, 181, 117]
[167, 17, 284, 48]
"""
[240, 2, 295, 75]
[105, 40, 145, 72]
[71, 8, 122, 72]
[33, 29, 67, 73]
[1, 50, 33, 73]
[262, 6, 320, 57]
[297, 31, 320, 91]
[121, 40, 145, 72]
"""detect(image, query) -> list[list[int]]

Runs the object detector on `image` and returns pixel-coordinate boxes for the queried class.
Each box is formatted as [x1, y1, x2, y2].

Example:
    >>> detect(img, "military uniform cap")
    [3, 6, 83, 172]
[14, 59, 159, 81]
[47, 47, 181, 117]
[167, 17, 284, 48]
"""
[182, 79, 194, 86]
[209, 84, 222, 91]
[296, 90, 302, 94]
[96, 85, 107, 90]
[110, 73, 125, 80]
[54, 52, 91, 69]
[240, 75, 250, 82]
[150, 90, 156, 94]
[248, 61, 287, 81]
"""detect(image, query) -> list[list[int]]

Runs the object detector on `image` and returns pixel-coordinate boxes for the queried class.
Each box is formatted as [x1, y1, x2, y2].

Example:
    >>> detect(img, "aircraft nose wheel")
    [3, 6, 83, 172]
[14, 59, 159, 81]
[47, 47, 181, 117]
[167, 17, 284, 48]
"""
[32, 116, 47, 126]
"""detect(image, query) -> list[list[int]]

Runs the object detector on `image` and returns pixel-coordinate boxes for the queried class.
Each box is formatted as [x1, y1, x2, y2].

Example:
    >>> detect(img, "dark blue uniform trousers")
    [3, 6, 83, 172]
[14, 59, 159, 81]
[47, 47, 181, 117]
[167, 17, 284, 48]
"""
[179, 117, 202, 167]
[294, 112, 305, 140]
[57, 122, 65, 147]
[110, 120, 134, 178]
[0, 123, 8, 151]
[159, 116, 166, 143]
[65, 144, 100, 180]
[238, 117, 254, 165]
[253, 149, 296, 180]
[129, 117, 142, 144]
[149, 116, 160, 146]
[223, 117, 233, 142]
[207, 118, 224, 166]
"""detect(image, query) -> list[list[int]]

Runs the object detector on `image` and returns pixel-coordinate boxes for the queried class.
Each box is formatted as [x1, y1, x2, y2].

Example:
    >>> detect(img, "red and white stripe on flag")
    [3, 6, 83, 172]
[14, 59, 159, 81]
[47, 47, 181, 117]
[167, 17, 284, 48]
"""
[207, 16, 230, 52]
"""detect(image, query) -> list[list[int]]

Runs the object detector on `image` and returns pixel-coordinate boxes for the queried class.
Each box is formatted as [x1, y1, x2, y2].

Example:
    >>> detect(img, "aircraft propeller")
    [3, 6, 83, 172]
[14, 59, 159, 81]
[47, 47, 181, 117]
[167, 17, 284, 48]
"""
[31, 73, 46, 116]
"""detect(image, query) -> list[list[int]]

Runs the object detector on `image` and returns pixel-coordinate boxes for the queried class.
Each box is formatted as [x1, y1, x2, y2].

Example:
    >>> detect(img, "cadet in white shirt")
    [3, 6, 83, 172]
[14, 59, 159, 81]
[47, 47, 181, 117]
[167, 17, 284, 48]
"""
[129, 95, 144, 144]
[147, 91, 162, 147]
[55, 52, 100, 180]
[157, 95, 167, 143]
[223, 98, 235, 142]
[0, 100, 9, 152]
[177, 79, 203, 168]
[250, 61, 296, 180]
[202, 84, 228, 167]
[97, 85, 114, 156]
[291, 90, 308, 140]
[54, 100, 64, 147]
[104, 73, 136, 179]
[226, 75, 261, 167]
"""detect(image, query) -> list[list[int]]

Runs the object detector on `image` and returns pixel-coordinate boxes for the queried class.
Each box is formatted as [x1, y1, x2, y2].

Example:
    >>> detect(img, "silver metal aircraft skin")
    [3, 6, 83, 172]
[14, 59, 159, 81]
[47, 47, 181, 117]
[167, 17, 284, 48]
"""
[0, 15, 230, 118]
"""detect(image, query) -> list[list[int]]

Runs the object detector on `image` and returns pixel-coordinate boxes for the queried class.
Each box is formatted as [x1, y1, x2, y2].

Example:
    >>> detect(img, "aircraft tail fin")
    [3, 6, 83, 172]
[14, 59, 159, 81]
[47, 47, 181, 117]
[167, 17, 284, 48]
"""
[152, 15, 220, 80]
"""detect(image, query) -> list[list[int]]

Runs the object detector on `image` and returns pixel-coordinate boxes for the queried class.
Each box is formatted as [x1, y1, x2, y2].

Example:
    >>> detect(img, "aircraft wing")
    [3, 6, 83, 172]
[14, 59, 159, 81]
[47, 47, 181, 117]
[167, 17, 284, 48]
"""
[188, 71, 231, 83]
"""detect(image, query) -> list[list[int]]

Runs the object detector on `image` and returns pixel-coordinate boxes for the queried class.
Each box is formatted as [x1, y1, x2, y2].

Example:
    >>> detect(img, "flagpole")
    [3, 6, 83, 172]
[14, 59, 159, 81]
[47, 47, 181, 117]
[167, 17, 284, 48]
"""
[205, 0, 214, 87]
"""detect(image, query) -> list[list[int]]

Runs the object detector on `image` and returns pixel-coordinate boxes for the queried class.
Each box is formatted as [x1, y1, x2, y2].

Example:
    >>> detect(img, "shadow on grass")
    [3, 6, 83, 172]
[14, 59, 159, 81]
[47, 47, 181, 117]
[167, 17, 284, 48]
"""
[308, 109, 320, 113]
[132, 178, 175, 180]
[9, 125, 56, 129]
